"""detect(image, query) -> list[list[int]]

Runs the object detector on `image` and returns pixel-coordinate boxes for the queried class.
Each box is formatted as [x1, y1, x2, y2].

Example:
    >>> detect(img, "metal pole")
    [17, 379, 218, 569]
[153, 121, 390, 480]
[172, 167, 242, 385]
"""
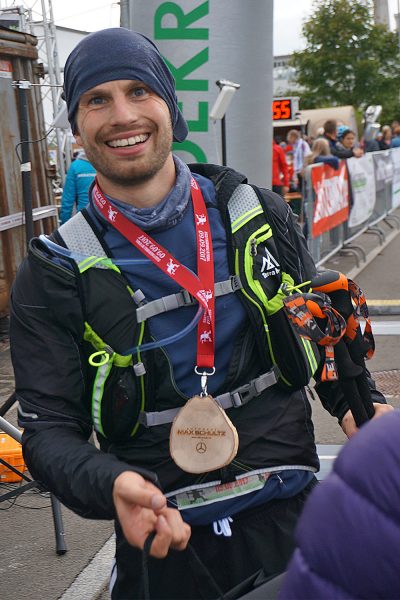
[0, 416, 22, 442]
[16, 81, 34, 248]
[221, 115, 227, 166]
[40, 0, 65, 183]
[50, 494, 68, 554]
[120, 0, 130, 28]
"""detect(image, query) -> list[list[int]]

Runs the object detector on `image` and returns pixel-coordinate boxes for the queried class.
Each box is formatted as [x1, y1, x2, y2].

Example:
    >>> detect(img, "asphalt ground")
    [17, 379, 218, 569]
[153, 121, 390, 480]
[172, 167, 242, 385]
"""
[0, 210, 399, 600]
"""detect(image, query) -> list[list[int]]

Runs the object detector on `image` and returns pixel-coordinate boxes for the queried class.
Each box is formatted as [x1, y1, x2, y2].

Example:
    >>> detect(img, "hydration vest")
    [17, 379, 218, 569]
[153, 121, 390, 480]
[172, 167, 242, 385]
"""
[56, 165, 320, 441]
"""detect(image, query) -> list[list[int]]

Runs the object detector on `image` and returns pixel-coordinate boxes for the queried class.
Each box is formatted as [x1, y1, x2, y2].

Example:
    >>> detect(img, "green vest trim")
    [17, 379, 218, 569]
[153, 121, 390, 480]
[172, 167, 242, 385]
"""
[228, 183, 319, 388]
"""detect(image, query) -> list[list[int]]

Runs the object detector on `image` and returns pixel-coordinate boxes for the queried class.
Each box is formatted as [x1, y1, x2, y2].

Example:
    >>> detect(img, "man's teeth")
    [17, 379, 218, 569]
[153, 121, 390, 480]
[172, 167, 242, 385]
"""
[107, 134, 149, 148]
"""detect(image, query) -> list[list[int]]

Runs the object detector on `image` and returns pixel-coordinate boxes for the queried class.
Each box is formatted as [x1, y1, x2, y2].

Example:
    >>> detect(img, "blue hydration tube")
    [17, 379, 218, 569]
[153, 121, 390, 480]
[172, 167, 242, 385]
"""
[40, 235, 150, 266]
[123, 305, 203, 356]
[39, 235, 204, 354]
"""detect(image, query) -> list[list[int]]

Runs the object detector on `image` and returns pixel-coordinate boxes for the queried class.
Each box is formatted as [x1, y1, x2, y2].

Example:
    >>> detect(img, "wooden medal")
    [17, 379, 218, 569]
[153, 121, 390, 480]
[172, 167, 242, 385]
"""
[170, 395, 239, 474]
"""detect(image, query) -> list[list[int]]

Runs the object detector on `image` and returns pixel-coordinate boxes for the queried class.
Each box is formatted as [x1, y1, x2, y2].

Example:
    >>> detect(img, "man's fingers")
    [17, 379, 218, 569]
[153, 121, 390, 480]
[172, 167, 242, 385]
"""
[113, 471, 166, 511]
[155, 507, 191, 550]
[170, 522, 191, 551]
[148, 514, 191, 558]
[151, 494, 167, 511]
[148, 515, 172, 558]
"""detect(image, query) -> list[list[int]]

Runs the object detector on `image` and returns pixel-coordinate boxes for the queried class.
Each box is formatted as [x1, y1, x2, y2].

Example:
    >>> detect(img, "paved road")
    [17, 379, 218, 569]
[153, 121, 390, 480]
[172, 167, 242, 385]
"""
[1, 214, 399, 600]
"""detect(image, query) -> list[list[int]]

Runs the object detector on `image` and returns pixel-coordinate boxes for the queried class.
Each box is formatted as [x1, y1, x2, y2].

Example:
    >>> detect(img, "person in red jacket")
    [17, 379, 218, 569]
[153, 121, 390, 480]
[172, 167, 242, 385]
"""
[272, 139, 289, 197]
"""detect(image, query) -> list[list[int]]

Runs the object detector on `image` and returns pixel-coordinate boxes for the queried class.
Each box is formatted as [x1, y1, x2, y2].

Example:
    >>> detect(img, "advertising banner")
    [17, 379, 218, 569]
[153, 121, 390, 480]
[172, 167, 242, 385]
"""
[347, 154, 376, 228]
[391, 147, 400, 209]
[123, 1, 273, 186]
[311, 161, 349, 238]
[373, 150, 393, 192]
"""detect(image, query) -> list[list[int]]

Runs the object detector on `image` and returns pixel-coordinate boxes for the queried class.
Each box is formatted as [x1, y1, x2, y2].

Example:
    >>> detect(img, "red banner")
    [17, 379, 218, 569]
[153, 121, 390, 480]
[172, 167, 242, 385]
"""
[311, 161, 349, 237]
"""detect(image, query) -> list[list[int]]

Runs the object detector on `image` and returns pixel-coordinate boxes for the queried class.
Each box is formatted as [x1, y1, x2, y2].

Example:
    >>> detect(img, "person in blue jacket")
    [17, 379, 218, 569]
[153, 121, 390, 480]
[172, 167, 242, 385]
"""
[280, 410, 400, 599]
[59, 150, 96, 224]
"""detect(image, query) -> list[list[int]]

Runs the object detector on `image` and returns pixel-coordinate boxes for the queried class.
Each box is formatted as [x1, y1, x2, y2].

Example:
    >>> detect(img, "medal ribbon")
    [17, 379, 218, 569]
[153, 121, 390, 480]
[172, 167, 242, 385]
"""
[92, 178, 215, 369]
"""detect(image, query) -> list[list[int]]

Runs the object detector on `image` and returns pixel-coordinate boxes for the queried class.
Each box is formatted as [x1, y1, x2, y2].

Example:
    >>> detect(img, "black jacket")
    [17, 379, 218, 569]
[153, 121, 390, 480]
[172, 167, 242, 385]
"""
[10, 164, 377, 520]
[323, 134, 354, 159]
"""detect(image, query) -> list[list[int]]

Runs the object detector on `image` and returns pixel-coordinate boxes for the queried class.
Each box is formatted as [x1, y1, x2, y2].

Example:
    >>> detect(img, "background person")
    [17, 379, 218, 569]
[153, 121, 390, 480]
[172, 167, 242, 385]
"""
[272, 138, 290, 196]
[286, 129, 311, 188]
[59, 150, 96, 224]
[323, 119, 363, 159]
[279, 411, 400, 599]
[336, 127, 363, 157]
[391, 125, 400, 148]
[10, 27, 391, 600]
[305, 137, 340, 170]
[379, 125, 392, 150]
[286, 129, 311, 216]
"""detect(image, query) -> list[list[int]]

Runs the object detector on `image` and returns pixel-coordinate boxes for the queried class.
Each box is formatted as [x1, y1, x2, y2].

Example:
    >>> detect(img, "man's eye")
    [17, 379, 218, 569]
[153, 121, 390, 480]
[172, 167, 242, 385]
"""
[88, 97, 105, 105]
[132, 87, 147, 98]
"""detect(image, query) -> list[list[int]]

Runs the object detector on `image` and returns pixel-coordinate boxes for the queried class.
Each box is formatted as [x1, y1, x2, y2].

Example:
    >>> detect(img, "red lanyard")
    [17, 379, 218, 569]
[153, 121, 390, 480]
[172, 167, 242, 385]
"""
[92, 178, 215, 370]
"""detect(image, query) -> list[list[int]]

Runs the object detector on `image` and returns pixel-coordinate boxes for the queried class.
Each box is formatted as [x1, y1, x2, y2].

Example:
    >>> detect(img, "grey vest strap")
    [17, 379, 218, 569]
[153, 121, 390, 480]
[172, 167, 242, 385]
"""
[136, 276, 242, 323]
[227, 184, 263, 231]
[138, 367, 280, 427]
[58, 212, 108, 269]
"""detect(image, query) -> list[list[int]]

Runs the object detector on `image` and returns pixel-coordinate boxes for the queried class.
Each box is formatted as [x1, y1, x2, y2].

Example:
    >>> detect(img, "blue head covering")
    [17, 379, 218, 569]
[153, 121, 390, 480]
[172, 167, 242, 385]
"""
[337, 125, 350, 140]
[63, 27, 188, 142]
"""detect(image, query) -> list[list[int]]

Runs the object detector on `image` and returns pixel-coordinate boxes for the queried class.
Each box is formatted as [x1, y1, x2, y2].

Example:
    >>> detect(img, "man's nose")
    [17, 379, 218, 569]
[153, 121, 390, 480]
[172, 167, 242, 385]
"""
[109, 95, 139, 126]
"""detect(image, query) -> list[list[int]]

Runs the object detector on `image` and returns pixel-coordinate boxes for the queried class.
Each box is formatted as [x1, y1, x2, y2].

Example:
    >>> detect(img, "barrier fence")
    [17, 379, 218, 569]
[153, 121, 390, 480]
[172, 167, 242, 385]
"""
[303, 148, 400, 268]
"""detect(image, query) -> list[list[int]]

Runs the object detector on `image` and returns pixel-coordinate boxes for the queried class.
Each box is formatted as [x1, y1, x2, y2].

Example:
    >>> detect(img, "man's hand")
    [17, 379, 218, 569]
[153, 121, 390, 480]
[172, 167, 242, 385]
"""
[341, 402, 394, 438]
[112, 471, 191, 558]
[282, 186, 290, 196]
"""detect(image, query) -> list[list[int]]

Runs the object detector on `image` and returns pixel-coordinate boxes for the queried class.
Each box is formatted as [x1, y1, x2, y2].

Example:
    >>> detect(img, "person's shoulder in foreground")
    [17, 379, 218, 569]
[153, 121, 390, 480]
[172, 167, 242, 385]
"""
[279, 410, 400, 599]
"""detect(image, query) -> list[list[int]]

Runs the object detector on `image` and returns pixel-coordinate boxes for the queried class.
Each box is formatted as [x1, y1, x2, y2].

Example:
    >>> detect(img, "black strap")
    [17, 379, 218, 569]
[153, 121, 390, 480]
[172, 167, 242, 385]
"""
[141, 532, 226, 600]
[142, 531, 157, 600]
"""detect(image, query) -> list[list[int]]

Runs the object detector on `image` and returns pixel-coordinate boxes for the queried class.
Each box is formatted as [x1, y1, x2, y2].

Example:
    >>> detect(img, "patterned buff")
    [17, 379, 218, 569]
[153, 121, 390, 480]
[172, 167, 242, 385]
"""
[63, 27, 188, 142]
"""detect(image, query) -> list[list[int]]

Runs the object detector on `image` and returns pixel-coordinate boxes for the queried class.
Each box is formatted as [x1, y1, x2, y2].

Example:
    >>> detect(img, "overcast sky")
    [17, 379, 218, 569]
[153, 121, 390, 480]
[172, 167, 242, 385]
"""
[45, 0, 400, 55]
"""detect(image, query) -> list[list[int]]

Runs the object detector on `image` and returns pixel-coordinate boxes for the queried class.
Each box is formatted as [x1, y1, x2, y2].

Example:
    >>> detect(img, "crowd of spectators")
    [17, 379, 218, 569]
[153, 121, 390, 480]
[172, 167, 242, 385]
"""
[273, 118, 400, 203]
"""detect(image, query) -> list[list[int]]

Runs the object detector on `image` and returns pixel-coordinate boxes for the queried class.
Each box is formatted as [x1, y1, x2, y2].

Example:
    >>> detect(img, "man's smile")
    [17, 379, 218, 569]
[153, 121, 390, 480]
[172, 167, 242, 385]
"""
[105, 133, 150, 148]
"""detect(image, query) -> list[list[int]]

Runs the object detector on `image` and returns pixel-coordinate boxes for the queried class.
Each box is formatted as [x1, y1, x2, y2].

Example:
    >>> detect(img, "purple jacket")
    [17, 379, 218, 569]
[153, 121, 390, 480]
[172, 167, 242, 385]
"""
[280, 411, 400, 599]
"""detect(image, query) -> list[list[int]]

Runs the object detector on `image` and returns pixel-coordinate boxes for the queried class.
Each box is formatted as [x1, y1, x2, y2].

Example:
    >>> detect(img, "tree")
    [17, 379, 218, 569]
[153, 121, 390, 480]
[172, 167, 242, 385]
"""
[290, 0, 400, 121]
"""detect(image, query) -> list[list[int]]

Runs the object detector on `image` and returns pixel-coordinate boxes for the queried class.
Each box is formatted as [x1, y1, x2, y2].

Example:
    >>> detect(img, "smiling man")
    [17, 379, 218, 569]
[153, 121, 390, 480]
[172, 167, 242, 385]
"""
[10, 27, 391, 600]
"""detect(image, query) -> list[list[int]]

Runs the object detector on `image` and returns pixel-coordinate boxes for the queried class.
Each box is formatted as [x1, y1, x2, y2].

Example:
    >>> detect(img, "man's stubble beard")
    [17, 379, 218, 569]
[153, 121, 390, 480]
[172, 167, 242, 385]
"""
[84, 126, 173, 188]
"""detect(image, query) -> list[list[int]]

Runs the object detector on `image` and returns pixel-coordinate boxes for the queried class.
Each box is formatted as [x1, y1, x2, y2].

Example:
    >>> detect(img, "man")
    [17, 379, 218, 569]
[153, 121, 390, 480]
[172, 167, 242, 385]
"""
[59, 149, 96, 224]
[10, 28, 391, 599]
[323, 119, 363, 159]
[272, 138, 289, 197]
[286, 129, 311, 188]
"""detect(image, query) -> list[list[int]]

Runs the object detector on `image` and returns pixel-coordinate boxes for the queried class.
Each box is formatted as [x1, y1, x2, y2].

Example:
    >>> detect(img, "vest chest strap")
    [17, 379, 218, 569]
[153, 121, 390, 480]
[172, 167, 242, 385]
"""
[135, 276, 242, 323]
[138, 366, 280, 428]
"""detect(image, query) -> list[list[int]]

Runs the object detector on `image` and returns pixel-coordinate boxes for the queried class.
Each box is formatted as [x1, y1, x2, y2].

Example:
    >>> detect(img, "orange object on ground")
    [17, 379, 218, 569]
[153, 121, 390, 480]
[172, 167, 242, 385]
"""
[0, 433, 26, 482]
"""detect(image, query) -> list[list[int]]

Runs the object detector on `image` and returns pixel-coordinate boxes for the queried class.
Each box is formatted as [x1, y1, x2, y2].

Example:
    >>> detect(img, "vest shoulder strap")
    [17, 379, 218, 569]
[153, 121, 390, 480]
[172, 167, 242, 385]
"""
[226, 183, 264, 233]
[58, 210, 110, 270]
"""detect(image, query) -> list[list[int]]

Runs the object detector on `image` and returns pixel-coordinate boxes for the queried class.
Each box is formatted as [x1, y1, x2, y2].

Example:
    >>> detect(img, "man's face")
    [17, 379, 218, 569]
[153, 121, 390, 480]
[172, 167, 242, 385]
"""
[74, 79, 173, 188]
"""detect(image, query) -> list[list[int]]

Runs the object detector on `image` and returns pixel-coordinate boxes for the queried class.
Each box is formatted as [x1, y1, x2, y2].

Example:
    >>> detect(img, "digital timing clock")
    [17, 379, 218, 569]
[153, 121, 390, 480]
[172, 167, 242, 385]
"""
[272, 97, 299, 121]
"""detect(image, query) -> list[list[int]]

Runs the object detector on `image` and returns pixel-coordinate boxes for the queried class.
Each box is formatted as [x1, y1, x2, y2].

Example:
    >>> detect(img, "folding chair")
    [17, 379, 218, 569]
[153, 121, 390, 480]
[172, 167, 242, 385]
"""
[0, 394, 67, 555]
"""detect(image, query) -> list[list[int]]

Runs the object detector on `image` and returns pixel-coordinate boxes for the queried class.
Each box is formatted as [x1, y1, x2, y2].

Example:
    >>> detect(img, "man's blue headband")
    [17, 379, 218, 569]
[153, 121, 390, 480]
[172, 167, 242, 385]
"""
[63, 27, 188, 142]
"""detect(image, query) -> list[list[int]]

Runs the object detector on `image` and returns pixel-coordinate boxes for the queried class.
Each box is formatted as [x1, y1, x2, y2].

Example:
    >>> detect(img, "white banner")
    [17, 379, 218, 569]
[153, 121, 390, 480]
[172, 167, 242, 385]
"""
[391, 147, 400, 209]
[347, 154, 376, 228]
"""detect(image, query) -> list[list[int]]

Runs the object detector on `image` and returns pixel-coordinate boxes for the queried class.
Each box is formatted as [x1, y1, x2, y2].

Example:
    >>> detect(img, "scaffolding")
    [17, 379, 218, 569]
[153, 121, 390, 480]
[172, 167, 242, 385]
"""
[0, 1, 66, 182]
